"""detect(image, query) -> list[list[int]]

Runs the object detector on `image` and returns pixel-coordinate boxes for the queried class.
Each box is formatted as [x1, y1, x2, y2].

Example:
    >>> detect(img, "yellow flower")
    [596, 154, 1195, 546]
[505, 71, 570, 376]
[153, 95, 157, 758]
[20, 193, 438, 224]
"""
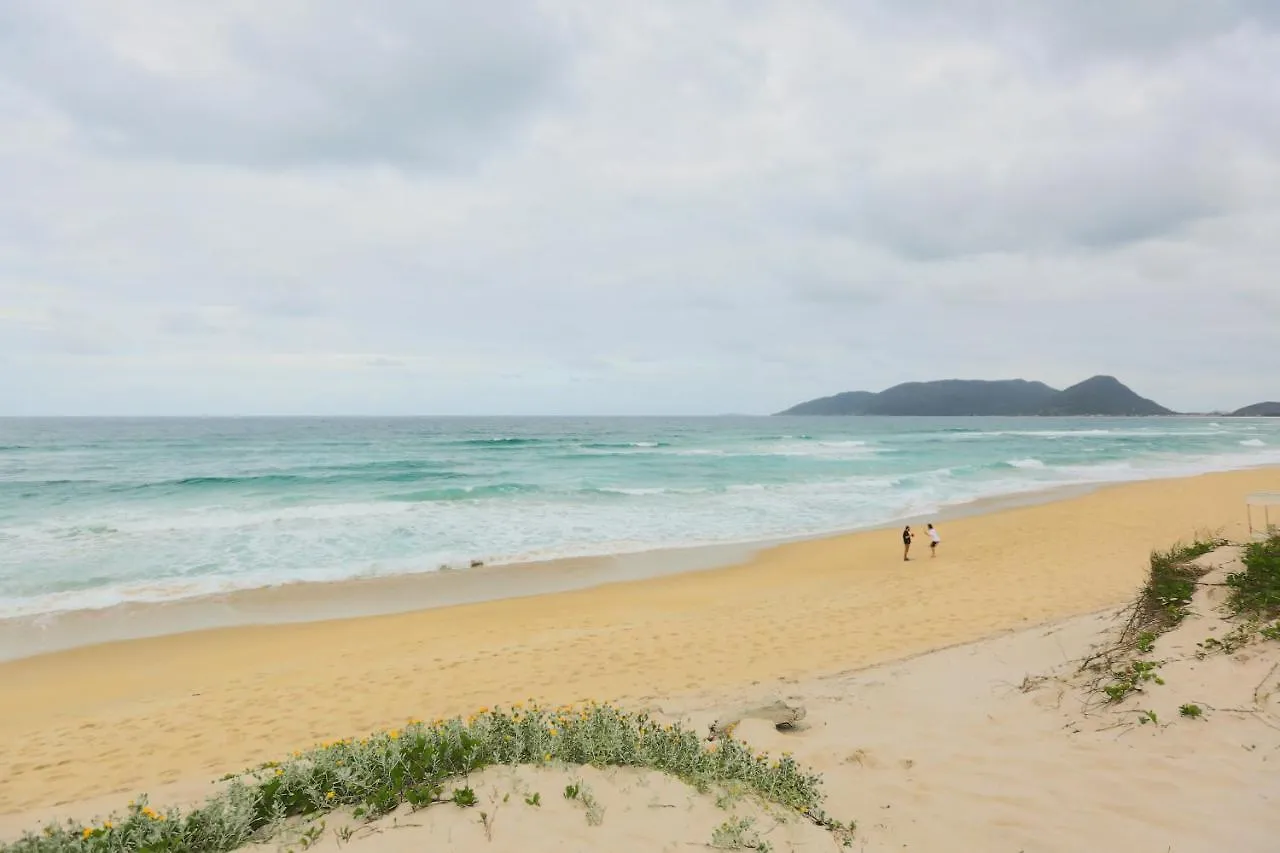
[389, 729, 400, 739]
[326, 791, 336, 800]
[275, 768, 284, 776]
[548, 727, 558, 736]
[103, 822, 113, 830]
[82, 828, 93, 840]
[543, 753, 551, 762]
[478, 706, 490, 715]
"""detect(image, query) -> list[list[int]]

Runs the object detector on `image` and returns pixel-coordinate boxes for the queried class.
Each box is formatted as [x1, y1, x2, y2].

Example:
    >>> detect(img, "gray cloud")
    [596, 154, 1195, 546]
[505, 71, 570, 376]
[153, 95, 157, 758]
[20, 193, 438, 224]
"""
[0, 1, 568, 167]
[0, 1, 1277, 415]
[864, 0, 1280, 63]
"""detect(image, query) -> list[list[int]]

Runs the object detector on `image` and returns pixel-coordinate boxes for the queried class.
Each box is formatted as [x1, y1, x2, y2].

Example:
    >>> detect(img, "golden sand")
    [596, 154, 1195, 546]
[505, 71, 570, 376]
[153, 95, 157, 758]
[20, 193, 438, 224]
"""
[1, 466, 1276, 815]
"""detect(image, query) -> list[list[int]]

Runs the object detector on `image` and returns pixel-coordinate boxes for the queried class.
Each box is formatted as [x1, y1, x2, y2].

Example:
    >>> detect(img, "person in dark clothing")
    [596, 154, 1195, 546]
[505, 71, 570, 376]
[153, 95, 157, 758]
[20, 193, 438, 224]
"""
[902, 525, 913, 561]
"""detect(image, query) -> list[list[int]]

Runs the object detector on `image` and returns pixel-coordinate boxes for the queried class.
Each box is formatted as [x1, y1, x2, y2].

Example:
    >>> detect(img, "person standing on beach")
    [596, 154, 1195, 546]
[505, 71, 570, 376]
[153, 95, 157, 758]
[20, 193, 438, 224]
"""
[902, 525, 913, 561]
[927, 523, 940, 557]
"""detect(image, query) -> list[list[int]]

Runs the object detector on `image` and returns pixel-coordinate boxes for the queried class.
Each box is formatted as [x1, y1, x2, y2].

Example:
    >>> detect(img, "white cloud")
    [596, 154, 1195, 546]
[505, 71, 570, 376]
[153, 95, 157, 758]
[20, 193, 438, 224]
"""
[0, 0, 1277, 415]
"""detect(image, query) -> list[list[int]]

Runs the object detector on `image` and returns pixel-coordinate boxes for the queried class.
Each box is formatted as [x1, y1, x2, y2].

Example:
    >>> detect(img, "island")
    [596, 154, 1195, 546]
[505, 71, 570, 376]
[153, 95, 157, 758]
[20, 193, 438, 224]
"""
[1231, 402, 1280, 417]
[778, 375, 1175, 416]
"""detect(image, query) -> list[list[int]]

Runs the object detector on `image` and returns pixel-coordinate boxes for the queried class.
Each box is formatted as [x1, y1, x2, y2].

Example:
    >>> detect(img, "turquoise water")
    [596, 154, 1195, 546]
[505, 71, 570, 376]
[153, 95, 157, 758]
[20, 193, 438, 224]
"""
[1, 416, 1277, 617]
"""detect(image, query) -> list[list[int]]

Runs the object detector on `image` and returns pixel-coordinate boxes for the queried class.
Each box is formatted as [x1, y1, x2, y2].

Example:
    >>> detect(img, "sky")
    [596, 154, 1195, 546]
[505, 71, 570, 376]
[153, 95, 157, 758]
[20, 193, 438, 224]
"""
[1, 1, 1277, 416]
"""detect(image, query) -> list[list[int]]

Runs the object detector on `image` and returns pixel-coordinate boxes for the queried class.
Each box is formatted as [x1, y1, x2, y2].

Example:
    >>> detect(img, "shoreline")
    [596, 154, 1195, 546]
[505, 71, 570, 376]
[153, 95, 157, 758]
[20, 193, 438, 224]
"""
[0, 479, 1106, 662]
[4, 423, 1276, 652]
[2, 466, 1277, 818]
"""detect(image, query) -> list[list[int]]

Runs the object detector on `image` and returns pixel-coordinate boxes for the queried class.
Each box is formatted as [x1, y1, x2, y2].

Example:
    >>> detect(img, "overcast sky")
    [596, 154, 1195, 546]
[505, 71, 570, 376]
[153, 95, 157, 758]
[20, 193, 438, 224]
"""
[1, 1, 1277, 416]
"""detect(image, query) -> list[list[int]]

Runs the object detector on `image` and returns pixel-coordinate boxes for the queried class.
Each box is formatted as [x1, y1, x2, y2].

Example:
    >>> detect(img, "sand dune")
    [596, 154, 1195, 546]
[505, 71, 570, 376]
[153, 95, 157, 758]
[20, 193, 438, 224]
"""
[248, 546, 1280, 851]
[11, 546, 1275, 851]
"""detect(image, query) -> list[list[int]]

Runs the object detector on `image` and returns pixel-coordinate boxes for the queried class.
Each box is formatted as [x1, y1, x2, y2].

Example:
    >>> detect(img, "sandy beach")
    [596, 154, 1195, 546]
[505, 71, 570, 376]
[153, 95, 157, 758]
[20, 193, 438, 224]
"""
[3, 466, 1279, 849]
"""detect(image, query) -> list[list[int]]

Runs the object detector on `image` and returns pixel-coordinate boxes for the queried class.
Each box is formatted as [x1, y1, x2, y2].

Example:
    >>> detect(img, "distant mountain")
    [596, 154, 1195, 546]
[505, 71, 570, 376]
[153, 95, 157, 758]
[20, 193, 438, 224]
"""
[862, 379, 1059, 416]
[1232, 402, 1280, 417]
[776, 375, 1175, 416]
[780, 390, 878, 416]
[1038, 376, 1174, 416]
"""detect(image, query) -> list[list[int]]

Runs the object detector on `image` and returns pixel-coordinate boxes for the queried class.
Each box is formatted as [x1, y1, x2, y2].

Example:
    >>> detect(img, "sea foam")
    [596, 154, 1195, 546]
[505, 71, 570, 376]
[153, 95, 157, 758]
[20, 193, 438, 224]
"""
[2, 416, 1279, 617]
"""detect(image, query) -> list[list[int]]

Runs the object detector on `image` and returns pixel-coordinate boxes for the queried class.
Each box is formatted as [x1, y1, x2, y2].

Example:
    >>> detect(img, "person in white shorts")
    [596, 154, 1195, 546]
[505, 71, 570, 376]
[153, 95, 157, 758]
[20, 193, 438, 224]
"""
[927, 523, 940, 557]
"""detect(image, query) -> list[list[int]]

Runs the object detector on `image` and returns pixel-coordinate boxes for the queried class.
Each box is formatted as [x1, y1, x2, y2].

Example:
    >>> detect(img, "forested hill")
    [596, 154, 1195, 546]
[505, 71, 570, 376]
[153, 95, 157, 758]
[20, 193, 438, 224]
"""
[778, 375, 1174, 416]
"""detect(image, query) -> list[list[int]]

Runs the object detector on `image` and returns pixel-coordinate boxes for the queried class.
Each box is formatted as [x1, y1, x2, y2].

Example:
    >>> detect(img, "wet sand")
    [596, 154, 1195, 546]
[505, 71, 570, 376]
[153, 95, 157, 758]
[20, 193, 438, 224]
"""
[0, 481, 1100, 663]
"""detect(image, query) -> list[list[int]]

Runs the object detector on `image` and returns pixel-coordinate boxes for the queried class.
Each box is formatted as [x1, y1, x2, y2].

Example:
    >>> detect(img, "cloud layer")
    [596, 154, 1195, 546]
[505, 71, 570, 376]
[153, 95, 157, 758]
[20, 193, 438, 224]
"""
[2, 0, 1277, 414]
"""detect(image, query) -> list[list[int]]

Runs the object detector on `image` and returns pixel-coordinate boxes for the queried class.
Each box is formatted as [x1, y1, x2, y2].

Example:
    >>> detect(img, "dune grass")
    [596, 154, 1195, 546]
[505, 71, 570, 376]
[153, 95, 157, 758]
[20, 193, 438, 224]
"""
[1226, 532, 1280, 619]
[1079, 533, 1226, 703]
[1136, 535, 1229, 634]
[1, 702, 854, 852]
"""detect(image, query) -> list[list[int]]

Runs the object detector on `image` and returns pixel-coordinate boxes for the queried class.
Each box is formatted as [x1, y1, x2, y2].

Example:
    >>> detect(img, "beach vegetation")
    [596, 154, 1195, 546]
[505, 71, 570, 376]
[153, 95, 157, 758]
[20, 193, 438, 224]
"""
[1136, 709, 1158, 725]
[561, 778, 604, 825]
[1139, 535, 1227, 630]
[581, 789, 605, 827]
[1225, 532, 1280, 619]
[1190, 534, 1280, 658]
[292, 820, 324, 849]
[1080, 533, 1226, 699]
[710, 816, 772, 851]
[1196, 620, 1260, 657]
[1, 703, 854, 853]
[716, 780, 750, 810]
[1179, 704, 1204, 719]
[1102, 659, 1164, 703]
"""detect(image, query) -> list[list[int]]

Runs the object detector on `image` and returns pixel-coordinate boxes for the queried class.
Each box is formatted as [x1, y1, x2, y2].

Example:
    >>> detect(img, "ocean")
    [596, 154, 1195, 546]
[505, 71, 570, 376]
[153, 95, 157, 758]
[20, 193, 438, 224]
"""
[1, 416, 1277, 619]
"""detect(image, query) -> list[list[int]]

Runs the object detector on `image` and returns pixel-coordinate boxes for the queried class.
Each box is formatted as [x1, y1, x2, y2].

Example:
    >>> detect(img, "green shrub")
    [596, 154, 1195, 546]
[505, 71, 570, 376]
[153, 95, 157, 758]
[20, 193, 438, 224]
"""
[1140, 537, 1226, 630]
[1102, 659, 1165, 703]
[711, 816, 772, 850]
[1226, 533, 1280, 619]
[1, 703, 854, 852]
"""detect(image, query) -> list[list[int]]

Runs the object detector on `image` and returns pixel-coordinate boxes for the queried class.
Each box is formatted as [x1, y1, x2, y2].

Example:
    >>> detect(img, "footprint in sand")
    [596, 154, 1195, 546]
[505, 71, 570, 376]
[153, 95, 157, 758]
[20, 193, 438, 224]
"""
[843, 748, 879, 768]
